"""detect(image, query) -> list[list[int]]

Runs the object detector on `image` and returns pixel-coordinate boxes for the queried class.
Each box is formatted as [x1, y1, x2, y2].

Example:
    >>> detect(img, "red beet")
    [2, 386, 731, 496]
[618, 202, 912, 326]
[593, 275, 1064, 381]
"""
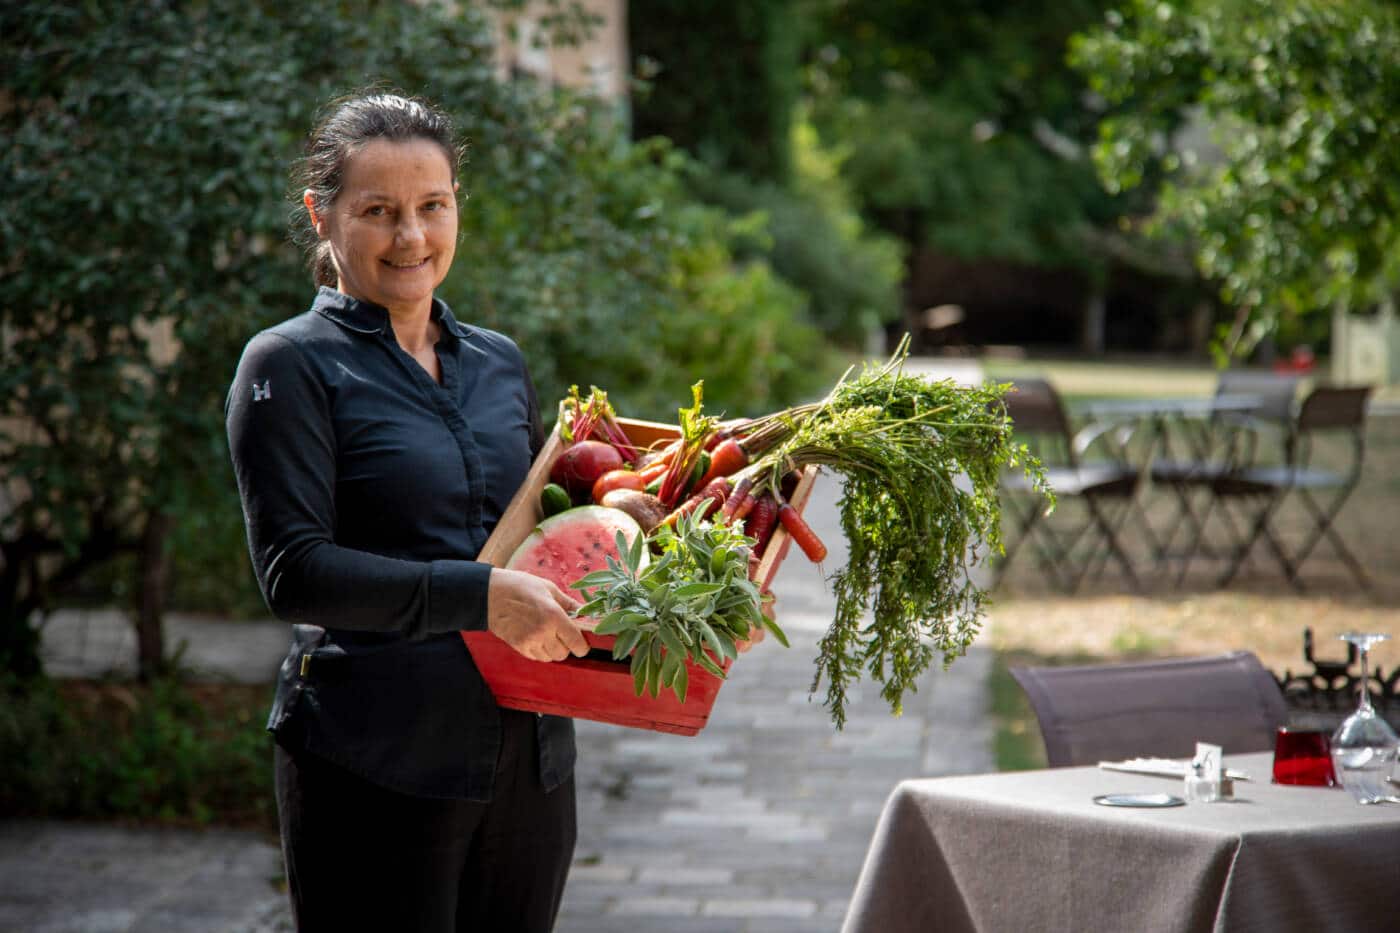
[549, 440, 624, 498]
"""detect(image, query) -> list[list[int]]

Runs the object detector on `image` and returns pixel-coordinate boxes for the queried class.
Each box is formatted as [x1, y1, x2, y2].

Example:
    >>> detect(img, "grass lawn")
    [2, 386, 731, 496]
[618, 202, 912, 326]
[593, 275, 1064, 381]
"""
[979, 355, 1400, 770]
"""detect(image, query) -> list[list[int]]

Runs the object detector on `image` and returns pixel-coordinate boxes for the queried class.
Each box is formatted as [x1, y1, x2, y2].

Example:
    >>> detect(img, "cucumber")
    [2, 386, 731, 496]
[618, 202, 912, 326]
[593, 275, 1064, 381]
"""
[540, 482, 572, 517]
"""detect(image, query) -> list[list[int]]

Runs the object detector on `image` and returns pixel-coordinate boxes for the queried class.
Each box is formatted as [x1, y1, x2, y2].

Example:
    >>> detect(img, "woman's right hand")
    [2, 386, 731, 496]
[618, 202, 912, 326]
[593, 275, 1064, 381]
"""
[487, 568, 590, 662]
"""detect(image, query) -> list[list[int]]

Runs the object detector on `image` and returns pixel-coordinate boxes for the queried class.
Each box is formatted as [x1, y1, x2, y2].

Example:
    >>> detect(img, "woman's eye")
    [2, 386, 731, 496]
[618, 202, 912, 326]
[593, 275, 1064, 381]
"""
[365, 205, 387, 217]
[424, 200, 445, 212]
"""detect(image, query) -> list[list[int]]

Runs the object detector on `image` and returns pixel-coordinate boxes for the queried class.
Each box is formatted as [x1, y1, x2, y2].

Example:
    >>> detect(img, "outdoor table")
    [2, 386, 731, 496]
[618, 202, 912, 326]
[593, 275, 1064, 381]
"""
[1083, 394, 1264, 470]
[842, 751, 1400, 933]
[1082, 394, 1265, 573]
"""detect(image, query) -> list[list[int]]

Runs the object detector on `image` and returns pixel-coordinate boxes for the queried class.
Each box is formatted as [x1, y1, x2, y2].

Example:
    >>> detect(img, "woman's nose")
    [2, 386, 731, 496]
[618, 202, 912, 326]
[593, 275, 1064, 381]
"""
[395, 215, 427, 246]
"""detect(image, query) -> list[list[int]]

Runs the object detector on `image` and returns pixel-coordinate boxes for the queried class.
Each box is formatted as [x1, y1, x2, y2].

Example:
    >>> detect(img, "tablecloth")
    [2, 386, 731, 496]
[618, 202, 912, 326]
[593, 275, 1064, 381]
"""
[843, 752, 1400, 932]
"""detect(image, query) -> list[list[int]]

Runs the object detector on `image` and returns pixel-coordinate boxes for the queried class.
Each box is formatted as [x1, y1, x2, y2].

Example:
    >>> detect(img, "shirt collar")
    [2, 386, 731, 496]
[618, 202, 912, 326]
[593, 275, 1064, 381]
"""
[312, 287, 474, 341]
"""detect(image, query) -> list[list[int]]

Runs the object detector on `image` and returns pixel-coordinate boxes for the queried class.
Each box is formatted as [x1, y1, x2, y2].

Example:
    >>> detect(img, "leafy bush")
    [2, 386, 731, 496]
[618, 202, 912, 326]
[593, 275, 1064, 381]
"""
[685, 120, 906, 349]
[802, 0, 1124, 271]
[0, 676, 274, 828]
[629, 0, 802, 183]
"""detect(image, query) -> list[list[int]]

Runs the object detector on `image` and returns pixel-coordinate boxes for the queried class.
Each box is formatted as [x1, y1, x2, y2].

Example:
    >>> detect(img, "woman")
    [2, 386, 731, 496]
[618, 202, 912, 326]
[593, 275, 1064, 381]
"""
[226, 92, 589, 933]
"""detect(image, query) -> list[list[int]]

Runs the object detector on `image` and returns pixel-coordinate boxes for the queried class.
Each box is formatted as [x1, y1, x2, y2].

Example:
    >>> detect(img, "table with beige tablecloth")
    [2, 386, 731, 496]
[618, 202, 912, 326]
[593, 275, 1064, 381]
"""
[843, 752, 1400, 933]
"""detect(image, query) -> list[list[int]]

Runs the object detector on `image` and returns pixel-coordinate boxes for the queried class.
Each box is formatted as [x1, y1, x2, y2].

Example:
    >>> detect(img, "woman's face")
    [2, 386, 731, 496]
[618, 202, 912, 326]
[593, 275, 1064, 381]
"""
[308, 138, 458, 316]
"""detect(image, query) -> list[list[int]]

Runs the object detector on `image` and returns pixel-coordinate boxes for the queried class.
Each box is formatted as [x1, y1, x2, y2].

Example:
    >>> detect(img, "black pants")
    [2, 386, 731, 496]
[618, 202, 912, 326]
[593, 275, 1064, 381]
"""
[274, 709, 576, 933]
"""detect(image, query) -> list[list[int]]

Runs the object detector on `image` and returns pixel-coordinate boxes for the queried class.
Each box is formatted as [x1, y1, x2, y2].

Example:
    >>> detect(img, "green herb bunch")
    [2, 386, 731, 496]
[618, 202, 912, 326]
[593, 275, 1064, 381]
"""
[574, 511, 788, 703]
[751, 337, 1047, 728]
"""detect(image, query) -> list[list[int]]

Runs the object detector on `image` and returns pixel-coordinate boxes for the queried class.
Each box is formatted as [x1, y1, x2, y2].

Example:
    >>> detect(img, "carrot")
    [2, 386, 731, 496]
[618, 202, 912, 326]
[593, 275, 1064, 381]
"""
[733, 492, 757, 522]
[660, 478, 731, 530]
[777, 502, 826, 563]
[636, 458, 671, 485]
[743, 494, 779, 559]
[698, 437, 747, 488]
[719, 475, 754, 522]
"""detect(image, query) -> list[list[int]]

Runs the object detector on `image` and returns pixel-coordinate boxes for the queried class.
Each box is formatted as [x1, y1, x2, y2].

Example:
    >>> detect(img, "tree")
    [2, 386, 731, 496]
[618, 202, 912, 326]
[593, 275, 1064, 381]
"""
[1, 0, 835, 681]
[1069, 0, 1400, 357]
[629, 0, 803, 184]
[801, 0, 1126, 277]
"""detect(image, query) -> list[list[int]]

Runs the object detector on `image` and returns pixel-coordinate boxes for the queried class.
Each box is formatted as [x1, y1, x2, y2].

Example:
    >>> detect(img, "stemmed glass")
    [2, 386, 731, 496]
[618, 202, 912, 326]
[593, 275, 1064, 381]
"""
[1330, 632, 1400, 804]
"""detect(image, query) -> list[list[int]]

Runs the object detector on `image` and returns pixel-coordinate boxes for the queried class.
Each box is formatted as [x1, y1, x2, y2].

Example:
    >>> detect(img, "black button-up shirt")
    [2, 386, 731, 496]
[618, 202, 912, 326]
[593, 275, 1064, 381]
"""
[226, 287, 574, 800]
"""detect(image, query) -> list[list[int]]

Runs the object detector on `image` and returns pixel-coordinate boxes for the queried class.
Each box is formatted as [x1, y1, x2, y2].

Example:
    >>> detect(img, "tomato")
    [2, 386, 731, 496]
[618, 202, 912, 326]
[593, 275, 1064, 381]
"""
[592, 468, 645, 504]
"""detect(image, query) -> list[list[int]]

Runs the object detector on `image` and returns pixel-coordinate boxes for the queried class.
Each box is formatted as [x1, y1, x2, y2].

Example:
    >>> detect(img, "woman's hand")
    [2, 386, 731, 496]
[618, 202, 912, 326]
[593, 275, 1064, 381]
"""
[487, 568, 590, 662]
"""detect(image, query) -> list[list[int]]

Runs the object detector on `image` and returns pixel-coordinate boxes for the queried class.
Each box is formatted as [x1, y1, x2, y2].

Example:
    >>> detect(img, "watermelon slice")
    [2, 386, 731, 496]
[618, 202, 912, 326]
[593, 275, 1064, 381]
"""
[504, 505, 647, 600]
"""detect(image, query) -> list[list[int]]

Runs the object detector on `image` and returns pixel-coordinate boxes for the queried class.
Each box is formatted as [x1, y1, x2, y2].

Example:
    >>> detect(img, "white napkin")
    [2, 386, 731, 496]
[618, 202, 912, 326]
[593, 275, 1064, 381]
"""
[1099, 757, 1252, 781]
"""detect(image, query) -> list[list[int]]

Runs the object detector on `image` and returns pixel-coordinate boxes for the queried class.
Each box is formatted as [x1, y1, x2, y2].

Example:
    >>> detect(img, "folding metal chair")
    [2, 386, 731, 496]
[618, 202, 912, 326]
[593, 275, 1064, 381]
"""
[997, 378, 1142, 592]
[1010, 651, 1289, 766]
[1213, 385, 1373, 591]
[1148, 371, 1301, 579]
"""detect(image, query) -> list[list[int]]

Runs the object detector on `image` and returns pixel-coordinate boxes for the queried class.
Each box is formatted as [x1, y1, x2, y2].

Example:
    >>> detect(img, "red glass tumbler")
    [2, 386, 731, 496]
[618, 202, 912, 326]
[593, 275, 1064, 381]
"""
[1272, 727, 1336, 787]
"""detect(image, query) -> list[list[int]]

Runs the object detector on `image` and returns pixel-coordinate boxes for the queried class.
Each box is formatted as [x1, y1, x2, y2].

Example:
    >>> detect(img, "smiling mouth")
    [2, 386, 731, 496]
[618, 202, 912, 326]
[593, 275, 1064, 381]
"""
[383, 257, 430, 270]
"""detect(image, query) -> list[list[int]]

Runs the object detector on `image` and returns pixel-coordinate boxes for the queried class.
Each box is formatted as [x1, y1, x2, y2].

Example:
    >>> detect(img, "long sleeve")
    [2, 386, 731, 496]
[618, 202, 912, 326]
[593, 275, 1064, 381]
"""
[226, 331, 491, 636]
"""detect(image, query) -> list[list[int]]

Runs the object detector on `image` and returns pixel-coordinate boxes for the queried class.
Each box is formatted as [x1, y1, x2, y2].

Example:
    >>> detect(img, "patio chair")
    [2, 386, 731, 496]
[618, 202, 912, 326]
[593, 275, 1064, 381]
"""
[1212, 385, 1373, 591]
[1010, 651, 1289, 767]
[996, 378, 1142, 592]
[1148, 371, 1302, 579]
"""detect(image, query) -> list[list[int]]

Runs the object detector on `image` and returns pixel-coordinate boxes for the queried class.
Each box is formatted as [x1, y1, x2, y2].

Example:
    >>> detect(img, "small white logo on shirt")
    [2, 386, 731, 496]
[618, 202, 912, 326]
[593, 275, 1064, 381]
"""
[252, 379, 272, 402]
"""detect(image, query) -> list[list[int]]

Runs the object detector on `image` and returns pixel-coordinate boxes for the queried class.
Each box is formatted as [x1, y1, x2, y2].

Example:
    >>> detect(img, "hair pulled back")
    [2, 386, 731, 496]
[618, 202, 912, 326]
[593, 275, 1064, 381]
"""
[292, 92, 464, 287]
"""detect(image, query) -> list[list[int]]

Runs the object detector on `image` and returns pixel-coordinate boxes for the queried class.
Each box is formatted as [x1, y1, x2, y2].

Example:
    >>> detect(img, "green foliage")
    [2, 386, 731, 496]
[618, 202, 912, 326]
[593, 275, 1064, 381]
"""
[1070, 0, 1400, 352]
[0, 676, 273, 827]
[686, 120, 906, 347]
[1, 0, 835, 667]
[803, 0, 1123, 267]
[816, 92, 1117, 268]
[630, 0, 802, 182]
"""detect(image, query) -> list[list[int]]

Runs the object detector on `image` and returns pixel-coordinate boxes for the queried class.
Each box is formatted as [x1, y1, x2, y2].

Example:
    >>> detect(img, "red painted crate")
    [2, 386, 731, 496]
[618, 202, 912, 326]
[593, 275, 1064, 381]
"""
[461, 417, 816, 735]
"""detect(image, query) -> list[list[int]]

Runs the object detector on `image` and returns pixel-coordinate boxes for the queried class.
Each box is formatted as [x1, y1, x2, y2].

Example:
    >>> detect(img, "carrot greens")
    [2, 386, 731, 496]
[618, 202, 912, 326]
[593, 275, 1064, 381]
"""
[747, 337, 1047, 728]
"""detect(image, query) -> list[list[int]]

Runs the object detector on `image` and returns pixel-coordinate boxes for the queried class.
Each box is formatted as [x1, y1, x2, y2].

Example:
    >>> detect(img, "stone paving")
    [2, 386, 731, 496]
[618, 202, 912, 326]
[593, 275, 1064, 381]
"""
[8, 356, 994, 933]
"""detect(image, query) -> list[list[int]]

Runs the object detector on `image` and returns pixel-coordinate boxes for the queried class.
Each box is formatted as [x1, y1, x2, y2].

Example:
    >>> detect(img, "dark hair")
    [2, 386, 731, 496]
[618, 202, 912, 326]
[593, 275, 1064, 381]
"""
[292, 92, 464, 287]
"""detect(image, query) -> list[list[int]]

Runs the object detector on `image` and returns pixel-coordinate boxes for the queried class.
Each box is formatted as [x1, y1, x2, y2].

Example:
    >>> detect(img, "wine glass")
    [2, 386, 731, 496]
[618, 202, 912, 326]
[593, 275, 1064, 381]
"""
[1330, 632, 1400, 804]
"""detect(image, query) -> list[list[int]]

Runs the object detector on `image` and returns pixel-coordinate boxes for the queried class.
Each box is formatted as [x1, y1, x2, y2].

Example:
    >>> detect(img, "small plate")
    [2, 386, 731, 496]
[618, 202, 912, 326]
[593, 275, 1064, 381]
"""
[1093, 793, 1186, 808]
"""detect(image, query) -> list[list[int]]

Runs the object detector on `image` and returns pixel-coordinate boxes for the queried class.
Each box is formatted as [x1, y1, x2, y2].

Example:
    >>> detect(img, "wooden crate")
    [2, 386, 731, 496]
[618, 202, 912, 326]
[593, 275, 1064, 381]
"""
[461, 417, 816, 735]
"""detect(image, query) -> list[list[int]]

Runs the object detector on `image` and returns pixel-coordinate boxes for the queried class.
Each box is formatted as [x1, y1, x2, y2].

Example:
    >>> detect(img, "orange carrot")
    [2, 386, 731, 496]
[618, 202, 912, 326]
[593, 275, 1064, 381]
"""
[698, 437, 747, 488]
[636, 458, 671, 485]
[660, 478, 731, 530]
[777, 503, 826, 563]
